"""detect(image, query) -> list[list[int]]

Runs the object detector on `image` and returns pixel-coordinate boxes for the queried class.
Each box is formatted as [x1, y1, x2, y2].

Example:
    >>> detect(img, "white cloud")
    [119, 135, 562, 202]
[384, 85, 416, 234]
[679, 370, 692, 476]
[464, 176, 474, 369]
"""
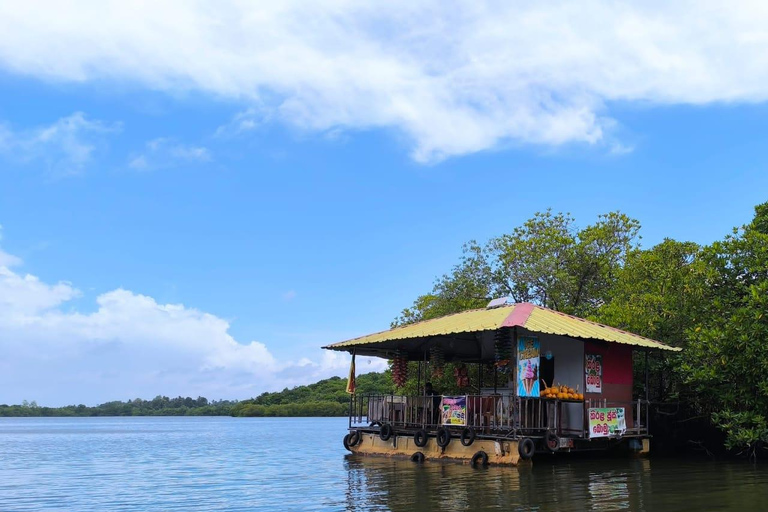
[0, 237, 385, 405]
[215, 107, 271, 138]
[0, 267, 79, 316]
[129, 137, 211, 170]
[1, 2, 768, 161]
[0, 225, 22, 268]
[0, 112, 118, 175]
[281, 290, 297, 301]
[0, 251, 19, 268]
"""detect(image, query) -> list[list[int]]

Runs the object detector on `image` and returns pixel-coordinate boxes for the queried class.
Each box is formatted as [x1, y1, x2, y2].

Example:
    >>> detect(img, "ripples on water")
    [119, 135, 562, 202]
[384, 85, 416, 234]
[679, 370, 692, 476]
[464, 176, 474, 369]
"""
[1, 417, 766, 511]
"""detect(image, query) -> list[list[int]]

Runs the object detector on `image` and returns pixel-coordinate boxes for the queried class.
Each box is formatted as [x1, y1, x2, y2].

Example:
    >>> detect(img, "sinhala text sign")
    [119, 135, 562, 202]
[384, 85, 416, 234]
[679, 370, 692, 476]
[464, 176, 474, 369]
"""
[440, 396, 467, 426]
[588, 407, 626, 438]
[585, 353, 602, 393]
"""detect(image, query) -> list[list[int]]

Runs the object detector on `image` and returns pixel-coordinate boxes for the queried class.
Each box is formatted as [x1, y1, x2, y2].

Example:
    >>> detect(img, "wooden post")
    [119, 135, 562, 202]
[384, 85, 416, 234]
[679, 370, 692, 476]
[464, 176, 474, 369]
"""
[477, 362, 482, 393]
[417, 360, 422, 396]
[644, 350, 649, 401]
[493, 354, 498, 393]
[513, 326, 518, 397]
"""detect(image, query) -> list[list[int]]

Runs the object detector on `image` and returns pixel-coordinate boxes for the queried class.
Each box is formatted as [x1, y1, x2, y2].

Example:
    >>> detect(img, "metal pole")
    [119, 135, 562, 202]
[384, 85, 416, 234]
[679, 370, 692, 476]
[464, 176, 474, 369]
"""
[658, 352, 664, 401]
[348, 349, 354, 429]
[417, 360, 422, 396]
[513, 326, 518, 396]
[644, 350, 650, 401]
[644, 349, 650, 435]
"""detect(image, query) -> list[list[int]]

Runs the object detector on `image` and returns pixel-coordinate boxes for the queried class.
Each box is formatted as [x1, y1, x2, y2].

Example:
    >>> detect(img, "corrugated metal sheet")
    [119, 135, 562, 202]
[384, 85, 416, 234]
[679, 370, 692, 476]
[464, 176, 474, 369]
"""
[523, 306, 681, 351]
[323, 302, 681, 352]
[328, 306, 515, 347]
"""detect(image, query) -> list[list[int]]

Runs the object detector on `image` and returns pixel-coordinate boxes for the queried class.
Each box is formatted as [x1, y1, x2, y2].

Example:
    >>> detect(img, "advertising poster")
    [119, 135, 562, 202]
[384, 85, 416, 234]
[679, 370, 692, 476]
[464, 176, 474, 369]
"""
[517, 336, 540, 397]
[585, 354, 602, 393]
[440, 396, 467, 426]
[588, 407, 626, 438]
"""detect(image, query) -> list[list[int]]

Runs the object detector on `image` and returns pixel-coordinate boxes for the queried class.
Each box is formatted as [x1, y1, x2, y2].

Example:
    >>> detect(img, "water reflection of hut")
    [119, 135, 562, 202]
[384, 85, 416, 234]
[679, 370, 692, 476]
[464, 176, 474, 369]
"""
[342, 456, 655, 511]
[324, 299, 680, 466]
[343, 456, 525, 511]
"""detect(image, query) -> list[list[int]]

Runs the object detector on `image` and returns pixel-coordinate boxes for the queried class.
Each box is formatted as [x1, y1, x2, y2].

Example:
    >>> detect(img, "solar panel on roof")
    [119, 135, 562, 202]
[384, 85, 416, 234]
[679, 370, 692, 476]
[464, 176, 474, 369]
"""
[486, 296, 512, 308]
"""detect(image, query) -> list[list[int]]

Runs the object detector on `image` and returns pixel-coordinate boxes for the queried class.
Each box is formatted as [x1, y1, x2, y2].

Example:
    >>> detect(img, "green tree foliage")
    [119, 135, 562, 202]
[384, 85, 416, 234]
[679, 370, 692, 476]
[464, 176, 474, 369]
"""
[679, 203, 768, 456]
[596, 239, 705, 400]
[231, 372, 392, 417]
[394, 209, 641, 326]
[489, 210, 641, 317]
[599, 239, 703, 345]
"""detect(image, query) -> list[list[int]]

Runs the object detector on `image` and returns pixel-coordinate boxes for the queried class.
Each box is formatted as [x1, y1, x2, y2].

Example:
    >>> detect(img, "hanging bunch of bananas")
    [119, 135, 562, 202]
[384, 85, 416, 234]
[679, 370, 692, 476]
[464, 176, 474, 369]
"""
[391, 350, 409, 388]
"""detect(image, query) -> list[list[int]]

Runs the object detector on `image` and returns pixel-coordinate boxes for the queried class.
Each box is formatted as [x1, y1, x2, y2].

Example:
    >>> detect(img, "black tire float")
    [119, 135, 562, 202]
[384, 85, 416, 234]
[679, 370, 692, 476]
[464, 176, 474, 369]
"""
[470, 450, 488, 468]
[545, 431, 560, 452]
[343, 433, 352, 451]
[413, 428, 428, 447]
[410, 451, 425, 463]
[518, 437, 535, 460]
[348, 430, 361, 447]
[379, 423, 393, 441]
[460, 427, 476, 447]
[436, 427, 451, 448]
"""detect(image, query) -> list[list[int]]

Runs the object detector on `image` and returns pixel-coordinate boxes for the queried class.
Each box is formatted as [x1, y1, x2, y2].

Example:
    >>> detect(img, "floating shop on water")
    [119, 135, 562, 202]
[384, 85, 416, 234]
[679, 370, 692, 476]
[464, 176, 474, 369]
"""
[322, 299, 680, 466]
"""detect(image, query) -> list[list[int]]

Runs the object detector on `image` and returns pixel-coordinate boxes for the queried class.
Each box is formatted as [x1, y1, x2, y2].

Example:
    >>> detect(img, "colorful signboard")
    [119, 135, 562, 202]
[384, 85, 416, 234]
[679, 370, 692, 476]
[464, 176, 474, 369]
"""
[585, 354, 602, 393]
[588, 407, 626, 438]
[441, 396, 467, 426]
[517, 336, 540, 397]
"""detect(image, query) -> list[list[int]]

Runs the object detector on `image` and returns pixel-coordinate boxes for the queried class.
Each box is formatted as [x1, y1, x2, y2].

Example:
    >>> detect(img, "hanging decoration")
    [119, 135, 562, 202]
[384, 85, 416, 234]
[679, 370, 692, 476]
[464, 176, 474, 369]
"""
[391, 350, 409, 388]
[494, 328, 514, 374]
[345, 351, 356, 394]
[454, 364, 470, 388]
[430, 345, 445, 378]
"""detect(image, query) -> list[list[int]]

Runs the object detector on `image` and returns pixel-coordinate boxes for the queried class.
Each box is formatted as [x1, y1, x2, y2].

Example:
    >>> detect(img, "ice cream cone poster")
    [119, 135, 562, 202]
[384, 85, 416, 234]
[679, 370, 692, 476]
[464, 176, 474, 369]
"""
[517, 336, 540, 397]
[585, 354, 602, 393]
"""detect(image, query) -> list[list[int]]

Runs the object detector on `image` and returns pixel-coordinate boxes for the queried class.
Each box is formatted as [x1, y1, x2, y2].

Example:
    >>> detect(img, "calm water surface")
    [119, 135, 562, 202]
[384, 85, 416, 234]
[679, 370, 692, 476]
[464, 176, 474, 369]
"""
[1, 417, 766, 511]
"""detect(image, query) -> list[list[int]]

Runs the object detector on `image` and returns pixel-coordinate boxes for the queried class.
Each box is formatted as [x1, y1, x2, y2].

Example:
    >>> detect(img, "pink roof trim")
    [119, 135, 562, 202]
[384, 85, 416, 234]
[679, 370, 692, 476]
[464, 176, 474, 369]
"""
[501, 302, 535, 327]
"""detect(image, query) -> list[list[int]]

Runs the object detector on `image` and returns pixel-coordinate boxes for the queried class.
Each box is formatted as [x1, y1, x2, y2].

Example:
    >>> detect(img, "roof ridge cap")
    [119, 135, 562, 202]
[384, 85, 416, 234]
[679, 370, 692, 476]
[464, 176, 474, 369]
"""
[501, 302, 535, 327]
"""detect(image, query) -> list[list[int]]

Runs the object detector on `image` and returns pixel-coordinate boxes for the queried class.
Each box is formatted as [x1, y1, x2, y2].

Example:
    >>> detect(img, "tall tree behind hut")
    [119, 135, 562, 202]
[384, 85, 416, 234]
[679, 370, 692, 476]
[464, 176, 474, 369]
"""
[393, 209, 641, 326]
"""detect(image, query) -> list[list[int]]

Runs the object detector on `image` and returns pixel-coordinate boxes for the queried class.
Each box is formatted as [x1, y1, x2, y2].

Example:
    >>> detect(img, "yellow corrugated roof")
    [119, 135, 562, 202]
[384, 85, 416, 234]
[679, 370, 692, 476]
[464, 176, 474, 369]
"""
[328, 306, 515, 347]
[323, 302, 680, 353]
[523, 306, 680, 351]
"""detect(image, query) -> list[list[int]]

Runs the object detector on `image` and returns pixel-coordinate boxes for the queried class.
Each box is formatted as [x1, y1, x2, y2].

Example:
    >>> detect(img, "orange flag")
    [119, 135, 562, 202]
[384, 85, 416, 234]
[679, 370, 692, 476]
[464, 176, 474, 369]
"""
[346, 351, 356, 394]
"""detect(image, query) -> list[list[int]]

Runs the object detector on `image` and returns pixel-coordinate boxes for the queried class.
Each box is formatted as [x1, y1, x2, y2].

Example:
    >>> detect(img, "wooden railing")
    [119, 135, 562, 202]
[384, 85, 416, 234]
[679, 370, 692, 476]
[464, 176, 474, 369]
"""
[349, 394, 649, 439]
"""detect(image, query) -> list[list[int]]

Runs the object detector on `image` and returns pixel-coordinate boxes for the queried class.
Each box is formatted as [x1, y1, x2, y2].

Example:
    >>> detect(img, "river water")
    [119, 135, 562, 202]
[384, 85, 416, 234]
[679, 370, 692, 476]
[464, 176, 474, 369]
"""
[1, 416, 766, 511]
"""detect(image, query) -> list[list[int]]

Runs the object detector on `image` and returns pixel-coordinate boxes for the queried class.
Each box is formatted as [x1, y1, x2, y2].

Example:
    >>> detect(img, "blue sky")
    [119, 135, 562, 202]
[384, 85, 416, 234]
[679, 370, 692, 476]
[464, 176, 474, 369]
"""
[1, 2, 768, 405]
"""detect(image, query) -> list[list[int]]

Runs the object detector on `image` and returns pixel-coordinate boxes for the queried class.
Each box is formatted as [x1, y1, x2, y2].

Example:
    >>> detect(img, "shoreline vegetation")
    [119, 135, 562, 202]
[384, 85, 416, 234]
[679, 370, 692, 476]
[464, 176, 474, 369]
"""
[230, 372, 391, 417]
[1, 373, 392, 418]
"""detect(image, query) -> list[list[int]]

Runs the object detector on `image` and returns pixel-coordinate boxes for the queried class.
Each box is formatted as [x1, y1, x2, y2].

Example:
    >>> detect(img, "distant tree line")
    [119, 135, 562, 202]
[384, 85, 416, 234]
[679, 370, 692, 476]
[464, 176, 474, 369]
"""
[0, 373, 393, 419]
[0, 396, 236, 417]
[230, 373, 392, 417]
